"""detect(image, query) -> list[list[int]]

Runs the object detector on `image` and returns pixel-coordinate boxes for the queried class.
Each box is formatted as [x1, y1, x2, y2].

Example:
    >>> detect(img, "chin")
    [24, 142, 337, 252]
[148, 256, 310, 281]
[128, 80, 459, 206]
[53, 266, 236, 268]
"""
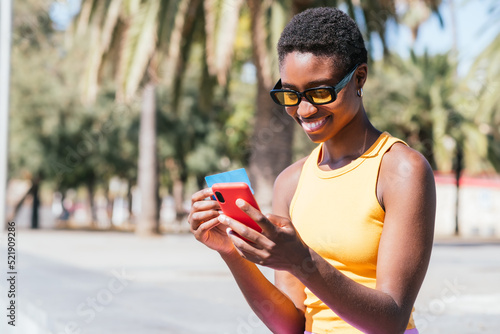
[306, 133, 328, 144]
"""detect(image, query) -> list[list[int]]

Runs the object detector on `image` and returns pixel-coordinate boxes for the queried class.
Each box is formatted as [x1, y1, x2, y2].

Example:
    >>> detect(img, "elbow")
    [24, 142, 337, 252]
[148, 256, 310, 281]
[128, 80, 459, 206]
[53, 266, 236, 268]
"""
[371, 318, 411, 334]
[385, 314, 412, 334]
[269, 308, 305, 334]
[363, 308, 412, 334]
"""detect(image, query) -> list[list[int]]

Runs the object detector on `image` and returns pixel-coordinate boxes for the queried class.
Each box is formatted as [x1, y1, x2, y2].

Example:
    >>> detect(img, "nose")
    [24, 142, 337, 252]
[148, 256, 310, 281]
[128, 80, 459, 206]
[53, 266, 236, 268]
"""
[296, 98, 317, 119]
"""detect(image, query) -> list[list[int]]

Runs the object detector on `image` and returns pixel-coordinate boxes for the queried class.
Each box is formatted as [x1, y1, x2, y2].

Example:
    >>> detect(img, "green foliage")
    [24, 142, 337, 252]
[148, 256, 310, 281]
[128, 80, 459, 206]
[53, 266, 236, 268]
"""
[365, 50, 497, 174]
[9, 1, 141, 192]
[462, 1, 500, 172]
[9, 0, 500, 214]
[10, 2, 70, 180]
[156, 43, 256, 190]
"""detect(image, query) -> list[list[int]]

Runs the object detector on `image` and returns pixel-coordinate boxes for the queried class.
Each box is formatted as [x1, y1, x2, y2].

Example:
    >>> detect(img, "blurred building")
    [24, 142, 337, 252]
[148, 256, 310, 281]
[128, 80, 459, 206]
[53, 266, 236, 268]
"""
[435, 174, 500, 237]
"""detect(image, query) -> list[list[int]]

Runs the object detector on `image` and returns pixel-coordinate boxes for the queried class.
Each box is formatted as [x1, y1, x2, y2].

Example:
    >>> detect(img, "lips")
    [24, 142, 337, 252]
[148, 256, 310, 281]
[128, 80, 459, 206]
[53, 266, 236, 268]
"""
[300, 116, 329, 133]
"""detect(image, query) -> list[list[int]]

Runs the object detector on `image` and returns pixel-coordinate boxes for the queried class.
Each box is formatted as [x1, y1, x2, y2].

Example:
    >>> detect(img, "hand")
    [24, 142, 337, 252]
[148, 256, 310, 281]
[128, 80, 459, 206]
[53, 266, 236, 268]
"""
[218, 199, 310, 272]
[188, 188, 235, 256]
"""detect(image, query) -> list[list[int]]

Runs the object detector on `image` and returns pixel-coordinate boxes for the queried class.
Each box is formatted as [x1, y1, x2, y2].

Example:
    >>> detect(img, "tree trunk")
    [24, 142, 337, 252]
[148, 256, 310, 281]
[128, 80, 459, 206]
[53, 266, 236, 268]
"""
[453, 143, 463, 236]
[7, 183, 33, 223]
[136, 82, 160, 236]
[31, 178, 40, 229]
[87, 178, 97, 227]
[292, 0, 316, 14]
[127, 177, 134, 222]
[248, 0, 295, 209]
[173, 178, 185, 223]
[249, 84, 294, 209]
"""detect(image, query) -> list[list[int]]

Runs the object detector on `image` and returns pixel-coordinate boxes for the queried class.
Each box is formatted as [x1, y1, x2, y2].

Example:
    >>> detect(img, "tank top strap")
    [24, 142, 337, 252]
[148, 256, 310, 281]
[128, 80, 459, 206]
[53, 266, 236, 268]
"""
[363, 132, 407, 159]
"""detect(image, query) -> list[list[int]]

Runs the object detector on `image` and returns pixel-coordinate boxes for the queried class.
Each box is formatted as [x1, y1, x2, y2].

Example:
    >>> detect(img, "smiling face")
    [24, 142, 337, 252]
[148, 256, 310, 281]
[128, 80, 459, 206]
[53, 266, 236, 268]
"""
[280, 51, 364, 144]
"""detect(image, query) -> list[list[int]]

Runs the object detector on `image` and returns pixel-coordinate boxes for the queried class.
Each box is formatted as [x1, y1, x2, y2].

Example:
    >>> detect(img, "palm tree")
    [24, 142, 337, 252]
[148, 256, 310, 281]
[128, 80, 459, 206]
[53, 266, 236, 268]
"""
[71, 0, 243, 235]
[463, 1, 500, 171]
[365, 51, 494, 172]
[8, 0, 63, 229]
[72, 0, 446, 226]
[365, 49, 499, 235]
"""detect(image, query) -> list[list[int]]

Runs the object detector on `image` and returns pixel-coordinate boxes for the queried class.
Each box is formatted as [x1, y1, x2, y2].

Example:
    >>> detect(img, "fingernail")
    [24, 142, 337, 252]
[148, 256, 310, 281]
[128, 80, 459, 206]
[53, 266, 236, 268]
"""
[235, 198, 245, 207]
[226, 227, 233, 235]
[218, 215, 226, 223]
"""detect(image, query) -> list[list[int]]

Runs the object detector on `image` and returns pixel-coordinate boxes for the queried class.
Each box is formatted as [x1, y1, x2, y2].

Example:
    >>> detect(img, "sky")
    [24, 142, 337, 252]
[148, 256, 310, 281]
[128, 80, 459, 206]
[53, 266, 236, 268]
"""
[49, 0, 81, 31]
[378, 0, 499, 76]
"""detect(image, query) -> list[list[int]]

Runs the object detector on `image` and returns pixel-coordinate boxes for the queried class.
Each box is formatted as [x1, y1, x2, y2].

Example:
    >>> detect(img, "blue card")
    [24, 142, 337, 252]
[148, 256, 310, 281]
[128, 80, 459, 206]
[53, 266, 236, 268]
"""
[205, 168, 254, 194]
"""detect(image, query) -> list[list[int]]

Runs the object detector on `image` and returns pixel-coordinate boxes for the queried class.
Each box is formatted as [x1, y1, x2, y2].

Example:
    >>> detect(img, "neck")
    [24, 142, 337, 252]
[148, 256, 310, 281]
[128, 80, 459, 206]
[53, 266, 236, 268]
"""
[320, 109, 381, 170]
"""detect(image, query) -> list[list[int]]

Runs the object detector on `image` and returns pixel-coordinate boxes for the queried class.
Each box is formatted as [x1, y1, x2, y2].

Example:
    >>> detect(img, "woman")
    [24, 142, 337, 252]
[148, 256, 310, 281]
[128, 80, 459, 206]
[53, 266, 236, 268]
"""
[188, 7, 435, 334]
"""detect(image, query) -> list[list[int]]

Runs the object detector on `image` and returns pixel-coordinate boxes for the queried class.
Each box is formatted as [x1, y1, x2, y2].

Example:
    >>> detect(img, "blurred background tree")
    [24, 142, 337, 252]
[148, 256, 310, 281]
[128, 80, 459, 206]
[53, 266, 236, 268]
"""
[7, 0, 500, 234]
[460, 1, 500, 172]
[9, 0, 139, 228]
[70, 0, 447, 216]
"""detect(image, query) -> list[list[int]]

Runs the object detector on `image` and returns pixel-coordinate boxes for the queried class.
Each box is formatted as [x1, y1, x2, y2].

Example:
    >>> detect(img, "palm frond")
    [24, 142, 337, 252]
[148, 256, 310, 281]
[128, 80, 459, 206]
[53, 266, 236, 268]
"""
[163, 0, 191, 82]
[157, 0, 183, 55]
[75, 0, 96, 37]
[116, 0, 161, 102]
[203, 0, 217, 76]
[100, 0, 122, 53]
[77, 0, 123, 104]
[204, 0, 244, 86]
[248, 0, 275, 88]
[123, 0, 141, 17]
[170, 0, 203, 110]
[79, 0, 107, 104]
[469, 33, 500, 118]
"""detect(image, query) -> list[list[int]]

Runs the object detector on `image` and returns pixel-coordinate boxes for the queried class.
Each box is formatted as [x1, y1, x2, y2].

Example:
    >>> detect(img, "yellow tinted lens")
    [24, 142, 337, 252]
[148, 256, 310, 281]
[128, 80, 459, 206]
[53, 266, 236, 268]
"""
[276, 92, 299, 105]
[307, 89, 332, 104]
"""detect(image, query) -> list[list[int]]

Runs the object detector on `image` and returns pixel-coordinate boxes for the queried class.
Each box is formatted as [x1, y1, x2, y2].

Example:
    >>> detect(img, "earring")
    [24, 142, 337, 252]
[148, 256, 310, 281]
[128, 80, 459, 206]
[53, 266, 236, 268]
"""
[357, 88, 363, 97]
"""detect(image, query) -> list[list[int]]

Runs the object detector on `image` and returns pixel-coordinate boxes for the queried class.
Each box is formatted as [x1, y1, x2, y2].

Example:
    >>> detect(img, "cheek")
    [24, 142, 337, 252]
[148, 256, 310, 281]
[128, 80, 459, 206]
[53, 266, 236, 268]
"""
[285, 107, 303, 125]
[285, 106, 297, 117]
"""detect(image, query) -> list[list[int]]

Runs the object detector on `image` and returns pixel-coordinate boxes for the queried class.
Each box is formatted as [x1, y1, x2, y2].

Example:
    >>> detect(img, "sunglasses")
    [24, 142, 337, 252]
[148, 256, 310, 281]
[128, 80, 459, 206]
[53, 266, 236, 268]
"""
[269, 64, 359, 106]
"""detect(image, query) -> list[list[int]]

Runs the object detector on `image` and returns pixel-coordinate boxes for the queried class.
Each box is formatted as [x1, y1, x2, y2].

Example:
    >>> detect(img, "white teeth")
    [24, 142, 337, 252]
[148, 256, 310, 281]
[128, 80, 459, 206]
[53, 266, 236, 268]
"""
[302, 118, 327, 132]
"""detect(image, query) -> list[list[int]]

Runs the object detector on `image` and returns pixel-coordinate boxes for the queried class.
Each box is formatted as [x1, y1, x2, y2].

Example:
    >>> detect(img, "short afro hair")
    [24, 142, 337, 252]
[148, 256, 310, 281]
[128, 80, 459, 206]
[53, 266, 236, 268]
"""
[277, 7, 367, 75]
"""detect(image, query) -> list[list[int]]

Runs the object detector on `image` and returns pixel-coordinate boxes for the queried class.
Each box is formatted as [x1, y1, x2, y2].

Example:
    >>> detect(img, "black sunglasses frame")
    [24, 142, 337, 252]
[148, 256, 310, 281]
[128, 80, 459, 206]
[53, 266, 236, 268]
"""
[269, 64, 360, 107]
[270, 80, 337, 106]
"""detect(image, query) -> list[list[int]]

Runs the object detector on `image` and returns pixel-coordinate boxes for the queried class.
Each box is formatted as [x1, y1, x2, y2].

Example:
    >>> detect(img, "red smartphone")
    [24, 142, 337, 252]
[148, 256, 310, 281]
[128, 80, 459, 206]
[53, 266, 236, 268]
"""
[212, 182, 262, 233]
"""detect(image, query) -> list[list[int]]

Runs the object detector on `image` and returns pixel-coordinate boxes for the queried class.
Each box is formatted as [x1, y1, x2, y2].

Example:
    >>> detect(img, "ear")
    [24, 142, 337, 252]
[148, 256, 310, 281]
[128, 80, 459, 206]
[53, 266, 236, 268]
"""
[355, 63, 368, 90]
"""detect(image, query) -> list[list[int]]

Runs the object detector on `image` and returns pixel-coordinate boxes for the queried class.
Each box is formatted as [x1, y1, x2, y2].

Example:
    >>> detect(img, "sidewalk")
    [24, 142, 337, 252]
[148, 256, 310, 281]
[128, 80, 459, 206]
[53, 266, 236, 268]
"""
[0, 229, 273, 334]
[1, 229, 499, 334]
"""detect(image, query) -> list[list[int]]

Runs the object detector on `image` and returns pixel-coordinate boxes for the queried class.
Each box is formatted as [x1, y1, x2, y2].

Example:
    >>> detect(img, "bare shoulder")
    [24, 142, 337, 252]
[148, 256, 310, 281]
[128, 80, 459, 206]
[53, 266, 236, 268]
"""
[273, 156, 308, 217]
[381, 142, 433, 179]
[378, 142, 435, 209]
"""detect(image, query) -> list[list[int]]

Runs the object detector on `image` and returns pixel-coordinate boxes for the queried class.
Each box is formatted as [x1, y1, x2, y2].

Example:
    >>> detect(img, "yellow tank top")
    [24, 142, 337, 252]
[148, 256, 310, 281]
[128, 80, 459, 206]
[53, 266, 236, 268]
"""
[289, 132, 416, 334]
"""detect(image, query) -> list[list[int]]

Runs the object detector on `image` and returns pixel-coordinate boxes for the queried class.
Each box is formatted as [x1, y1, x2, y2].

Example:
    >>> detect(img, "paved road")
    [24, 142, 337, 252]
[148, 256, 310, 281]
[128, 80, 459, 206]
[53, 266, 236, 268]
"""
[411, 240, 500, 334]
[0, 230, 499, 334]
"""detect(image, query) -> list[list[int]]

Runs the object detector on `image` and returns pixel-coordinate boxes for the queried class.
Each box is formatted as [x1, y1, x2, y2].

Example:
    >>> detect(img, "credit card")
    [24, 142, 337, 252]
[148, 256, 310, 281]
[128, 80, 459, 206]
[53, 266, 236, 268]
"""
[205, 168, 254, 194]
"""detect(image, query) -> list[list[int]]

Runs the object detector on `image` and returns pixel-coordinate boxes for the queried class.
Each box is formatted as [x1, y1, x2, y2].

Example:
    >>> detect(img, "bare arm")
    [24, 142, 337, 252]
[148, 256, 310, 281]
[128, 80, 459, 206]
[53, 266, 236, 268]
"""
[221, 145, 435, 334]
[219, 252, 305, 334]
[272, 160, 308, 329]
[187, 165, 306, 333]
[221, 160, 308, 333]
